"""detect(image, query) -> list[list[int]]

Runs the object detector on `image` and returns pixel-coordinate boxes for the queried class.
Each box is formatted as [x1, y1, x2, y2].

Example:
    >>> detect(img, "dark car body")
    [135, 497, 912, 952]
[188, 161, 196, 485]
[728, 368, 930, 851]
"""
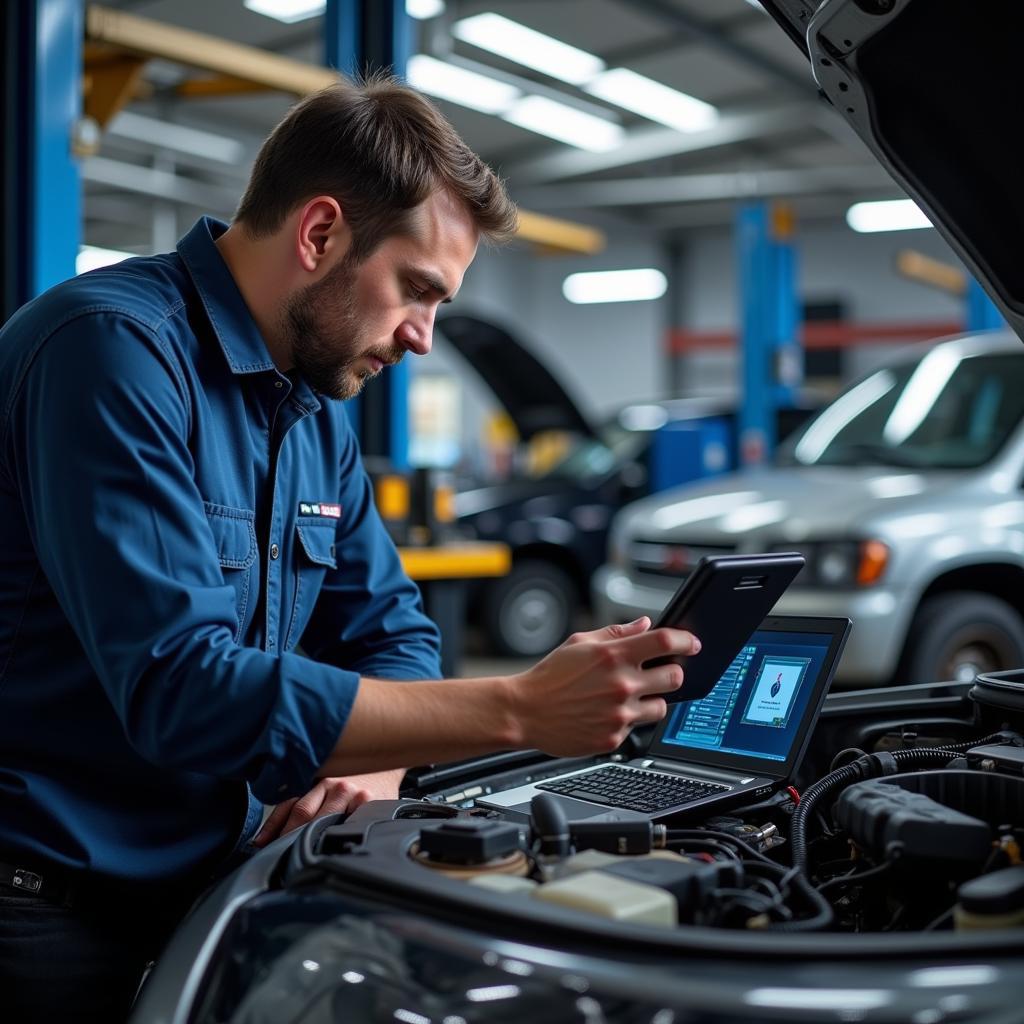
[455, 400, 739, 656]
[458, 404, 829, 657]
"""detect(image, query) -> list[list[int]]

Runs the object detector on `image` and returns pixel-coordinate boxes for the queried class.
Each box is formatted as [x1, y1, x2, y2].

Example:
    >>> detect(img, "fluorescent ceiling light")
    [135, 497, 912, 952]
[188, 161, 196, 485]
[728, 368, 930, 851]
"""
[846, 199, 932, 232]
[504, 95, 622, 152]
[585, 68, 718, 132]
[562, 268, 667, 304]
[406, 0, 445, 17]
[452, 13, 605, 86]
[407, 55, 520, 114]
[243, 0, 324, 24]
[108, 111, 244, 164]
[245, 0, 442, 21]
[77, 245, 134, 275]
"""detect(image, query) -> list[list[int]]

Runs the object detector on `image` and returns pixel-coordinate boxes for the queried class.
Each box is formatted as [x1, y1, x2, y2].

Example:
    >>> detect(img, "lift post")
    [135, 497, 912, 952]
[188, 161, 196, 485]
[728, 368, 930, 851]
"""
[324, 0, 412, 469]
[2, 0, 82, 321]
[966, 277, 1005, 332]
[735, 200, 802, 467]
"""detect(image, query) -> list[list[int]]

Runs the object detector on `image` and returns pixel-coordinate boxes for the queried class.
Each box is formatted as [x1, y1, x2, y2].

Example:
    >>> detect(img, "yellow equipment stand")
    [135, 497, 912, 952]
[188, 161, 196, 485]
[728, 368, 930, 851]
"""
[398, 542, 511, 676]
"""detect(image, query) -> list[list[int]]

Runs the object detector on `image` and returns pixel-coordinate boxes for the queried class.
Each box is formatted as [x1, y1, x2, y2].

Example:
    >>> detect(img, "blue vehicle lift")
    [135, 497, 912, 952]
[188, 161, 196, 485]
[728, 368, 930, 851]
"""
[966, 276, 1004, 332]
[325, 0, 412, 470]
[735, 200, 802, 467]
[2, 0, 82, 321]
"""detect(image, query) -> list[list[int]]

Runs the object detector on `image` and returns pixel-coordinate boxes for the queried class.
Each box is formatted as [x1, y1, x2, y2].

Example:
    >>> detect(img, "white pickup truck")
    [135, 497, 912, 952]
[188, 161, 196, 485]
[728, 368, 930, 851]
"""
[593, 331, 1024, 686]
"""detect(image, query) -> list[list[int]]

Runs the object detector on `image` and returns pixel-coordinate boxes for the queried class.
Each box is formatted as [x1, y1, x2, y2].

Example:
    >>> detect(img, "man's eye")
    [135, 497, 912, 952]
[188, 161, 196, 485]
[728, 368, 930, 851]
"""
[409, 283, 427, 301]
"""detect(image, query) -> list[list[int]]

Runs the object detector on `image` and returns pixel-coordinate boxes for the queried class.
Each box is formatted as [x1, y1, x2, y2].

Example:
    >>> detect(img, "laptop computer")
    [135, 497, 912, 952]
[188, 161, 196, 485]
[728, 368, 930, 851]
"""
[477, 615, 851, 823]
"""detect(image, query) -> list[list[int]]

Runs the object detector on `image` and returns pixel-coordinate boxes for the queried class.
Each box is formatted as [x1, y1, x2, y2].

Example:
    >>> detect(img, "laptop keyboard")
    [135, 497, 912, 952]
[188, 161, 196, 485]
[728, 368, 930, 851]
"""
[538, 765, 730, 813]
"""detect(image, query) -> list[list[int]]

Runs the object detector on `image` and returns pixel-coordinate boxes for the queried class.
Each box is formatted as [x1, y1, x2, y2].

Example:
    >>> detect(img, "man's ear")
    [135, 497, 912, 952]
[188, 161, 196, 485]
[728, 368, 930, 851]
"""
[295, 197, 346, 273]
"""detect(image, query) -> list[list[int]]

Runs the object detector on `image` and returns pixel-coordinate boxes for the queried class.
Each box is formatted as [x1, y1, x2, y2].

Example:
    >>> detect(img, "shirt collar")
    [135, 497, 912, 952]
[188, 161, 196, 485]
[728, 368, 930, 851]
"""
[177, 216, 277, 376]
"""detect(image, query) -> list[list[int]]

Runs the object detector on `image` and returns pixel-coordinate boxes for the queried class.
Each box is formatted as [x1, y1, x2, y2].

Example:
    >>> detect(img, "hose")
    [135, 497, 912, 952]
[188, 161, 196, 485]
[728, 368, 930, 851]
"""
[790, 733, 1011, 873]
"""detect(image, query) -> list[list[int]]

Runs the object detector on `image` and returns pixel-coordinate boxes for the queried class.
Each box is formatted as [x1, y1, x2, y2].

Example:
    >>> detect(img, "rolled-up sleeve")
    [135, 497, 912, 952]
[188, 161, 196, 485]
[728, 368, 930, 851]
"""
[5, 313, 355, 802]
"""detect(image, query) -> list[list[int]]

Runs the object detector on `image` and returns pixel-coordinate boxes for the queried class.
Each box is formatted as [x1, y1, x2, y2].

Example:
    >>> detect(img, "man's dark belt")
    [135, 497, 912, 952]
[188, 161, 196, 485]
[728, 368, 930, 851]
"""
[0, 858, 199, 914]
[0, 859, 77, 906]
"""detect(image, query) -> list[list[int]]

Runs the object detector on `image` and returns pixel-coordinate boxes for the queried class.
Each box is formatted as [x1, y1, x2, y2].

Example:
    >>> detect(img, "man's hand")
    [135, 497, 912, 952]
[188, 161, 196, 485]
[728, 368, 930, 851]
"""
[252, 767, 405, 848]
[510, 616, 700, 757]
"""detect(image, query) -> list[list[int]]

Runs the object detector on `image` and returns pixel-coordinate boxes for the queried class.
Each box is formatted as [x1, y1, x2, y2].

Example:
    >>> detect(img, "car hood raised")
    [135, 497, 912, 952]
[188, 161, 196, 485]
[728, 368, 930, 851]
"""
[437, 314, 594, 441]
[455, 477, 581, 519]
[618, 466, 976, 542]
[761, 0, 1024, 343]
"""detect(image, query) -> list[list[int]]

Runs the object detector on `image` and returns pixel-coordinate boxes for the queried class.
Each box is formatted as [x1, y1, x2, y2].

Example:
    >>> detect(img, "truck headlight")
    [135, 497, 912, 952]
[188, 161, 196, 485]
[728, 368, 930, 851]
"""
[773, 540, 889, 588]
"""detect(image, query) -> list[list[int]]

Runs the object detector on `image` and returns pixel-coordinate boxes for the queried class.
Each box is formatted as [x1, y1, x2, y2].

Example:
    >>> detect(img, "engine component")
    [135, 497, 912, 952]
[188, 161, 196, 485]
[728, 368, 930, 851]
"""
[417, 819, 523, 864]
[534, 869, 677, 927]
[970, 669, 1024, 716]
[570, 818, 667, 855]
[835, 779, 992, 864]
[599, 856, 742, 922]
[529, 793, 571, 858]
[557, 849, 682, 875]
[955, 865, 1024, 930]
[968, 743, 1024, 774]
[704, 816, 782, 852]
[468, 874, 538, 895]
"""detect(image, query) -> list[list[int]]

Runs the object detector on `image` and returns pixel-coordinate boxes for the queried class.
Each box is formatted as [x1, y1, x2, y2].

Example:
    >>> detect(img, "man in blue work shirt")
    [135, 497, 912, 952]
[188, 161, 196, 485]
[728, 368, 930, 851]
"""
[0, 76, 698, 1022]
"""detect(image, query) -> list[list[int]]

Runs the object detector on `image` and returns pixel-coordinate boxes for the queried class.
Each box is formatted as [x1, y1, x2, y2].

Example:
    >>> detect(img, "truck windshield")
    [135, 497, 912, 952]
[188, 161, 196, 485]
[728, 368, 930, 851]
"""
[778, 350, 1024, 469]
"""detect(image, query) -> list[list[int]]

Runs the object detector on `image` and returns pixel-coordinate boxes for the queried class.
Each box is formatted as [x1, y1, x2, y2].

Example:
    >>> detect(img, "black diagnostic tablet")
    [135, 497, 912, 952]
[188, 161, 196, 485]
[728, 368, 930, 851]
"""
[645, 552, 805, 702]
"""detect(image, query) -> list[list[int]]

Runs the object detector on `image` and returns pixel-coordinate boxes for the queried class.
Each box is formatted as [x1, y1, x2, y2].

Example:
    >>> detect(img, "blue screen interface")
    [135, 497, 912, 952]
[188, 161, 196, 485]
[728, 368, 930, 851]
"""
[660, 630, 833, 762]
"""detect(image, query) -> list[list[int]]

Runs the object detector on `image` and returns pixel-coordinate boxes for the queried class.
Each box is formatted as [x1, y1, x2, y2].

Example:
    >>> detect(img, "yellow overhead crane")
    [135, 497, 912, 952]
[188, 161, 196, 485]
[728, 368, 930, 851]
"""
[82, 4, 606, 255]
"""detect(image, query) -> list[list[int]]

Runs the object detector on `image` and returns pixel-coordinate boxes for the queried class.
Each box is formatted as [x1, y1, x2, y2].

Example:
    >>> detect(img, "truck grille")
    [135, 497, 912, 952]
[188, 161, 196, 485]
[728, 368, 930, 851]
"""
[628, 540, 737, 579]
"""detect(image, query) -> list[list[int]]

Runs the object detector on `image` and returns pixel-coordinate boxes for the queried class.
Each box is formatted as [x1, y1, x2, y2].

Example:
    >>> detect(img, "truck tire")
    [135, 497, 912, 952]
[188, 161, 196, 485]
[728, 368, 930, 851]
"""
[481, 560, 576, 658]
[902, 591, 1024, 684]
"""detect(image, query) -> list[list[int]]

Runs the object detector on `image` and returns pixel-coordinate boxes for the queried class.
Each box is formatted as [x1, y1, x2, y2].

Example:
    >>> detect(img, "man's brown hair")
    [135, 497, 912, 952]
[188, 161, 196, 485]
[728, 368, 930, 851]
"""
[235, 74, 518, 261]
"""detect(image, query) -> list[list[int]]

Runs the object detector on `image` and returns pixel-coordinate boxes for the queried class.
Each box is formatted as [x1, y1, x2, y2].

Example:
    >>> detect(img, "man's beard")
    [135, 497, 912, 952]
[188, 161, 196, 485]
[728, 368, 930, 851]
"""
[282, 255, 403, 401]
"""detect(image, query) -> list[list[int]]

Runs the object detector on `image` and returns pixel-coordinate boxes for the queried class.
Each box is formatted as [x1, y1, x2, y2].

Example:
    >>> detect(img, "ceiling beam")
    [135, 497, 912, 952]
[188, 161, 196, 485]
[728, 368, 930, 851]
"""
[515, 163, 894, 208]
[505, 102, 817, 184]
[514, 210, 604, 253]
[86, 4, 338, 95]
[84, 5, 603, 254]
[636, 191, 902, 231]
[619, 0, 816, 95]
[83, 156, 240, 210]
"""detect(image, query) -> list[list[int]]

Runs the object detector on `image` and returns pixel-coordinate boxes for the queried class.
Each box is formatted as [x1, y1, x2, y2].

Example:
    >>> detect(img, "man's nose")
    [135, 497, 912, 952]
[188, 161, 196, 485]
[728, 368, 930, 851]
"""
[398, 313, 434, 356]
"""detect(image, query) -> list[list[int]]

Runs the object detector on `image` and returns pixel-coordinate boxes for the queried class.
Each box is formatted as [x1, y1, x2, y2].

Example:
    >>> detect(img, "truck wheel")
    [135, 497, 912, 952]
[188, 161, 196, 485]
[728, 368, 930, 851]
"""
[903, 591, 1024, 684]
[482, 560, 576, 658]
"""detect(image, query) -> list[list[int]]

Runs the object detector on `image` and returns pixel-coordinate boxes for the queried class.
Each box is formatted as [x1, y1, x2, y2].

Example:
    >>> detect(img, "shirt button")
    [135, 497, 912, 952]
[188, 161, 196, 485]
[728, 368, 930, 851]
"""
[274, 380, 284, 389]
[270, 543, 280, 559]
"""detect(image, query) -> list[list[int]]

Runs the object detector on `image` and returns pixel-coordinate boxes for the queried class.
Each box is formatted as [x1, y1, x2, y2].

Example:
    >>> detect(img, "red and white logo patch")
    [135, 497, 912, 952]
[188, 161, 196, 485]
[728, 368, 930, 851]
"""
[299, 502, 341, 518]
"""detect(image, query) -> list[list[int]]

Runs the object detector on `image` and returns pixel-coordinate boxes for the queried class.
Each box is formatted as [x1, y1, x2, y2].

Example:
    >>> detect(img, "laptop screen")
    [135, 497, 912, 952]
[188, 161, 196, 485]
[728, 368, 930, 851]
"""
[647, 616, 850, 778]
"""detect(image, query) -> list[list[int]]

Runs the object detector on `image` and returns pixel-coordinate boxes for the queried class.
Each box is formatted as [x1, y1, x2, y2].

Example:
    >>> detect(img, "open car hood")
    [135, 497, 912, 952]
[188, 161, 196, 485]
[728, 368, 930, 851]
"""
[436, 313, 594, 441]
[761, 0, 1024, 344]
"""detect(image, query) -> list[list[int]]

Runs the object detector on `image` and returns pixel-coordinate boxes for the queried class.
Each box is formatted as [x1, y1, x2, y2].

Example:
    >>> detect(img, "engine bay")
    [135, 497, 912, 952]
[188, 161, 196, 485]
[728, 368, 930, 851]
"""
[164, 673, 1024, 1024]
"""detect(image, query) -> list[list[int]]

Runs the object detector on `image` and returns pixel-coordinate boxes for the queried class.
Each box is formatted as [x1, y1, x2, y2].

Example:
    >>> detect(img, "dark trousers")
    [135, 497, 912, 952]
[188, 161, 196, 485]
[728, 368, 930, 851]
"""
[0, 888, 185, 1024]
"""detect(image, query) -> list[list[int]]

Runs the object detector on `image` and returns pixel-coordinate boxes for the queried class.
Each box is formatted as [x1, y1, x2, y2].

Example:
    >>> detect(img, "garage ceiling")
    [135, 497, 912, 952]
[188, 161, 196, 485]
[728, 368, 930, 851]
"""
[85, 0, 900, 253]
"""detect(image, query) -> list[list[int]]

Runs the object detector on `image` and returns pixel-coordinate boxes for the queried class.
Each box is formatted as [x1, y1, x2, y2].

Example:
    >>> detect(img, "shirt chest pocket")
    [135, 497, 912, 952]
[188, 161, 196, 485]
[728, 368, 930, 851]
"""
[204, 502, 258, 644]
[284, 518, 338, 651]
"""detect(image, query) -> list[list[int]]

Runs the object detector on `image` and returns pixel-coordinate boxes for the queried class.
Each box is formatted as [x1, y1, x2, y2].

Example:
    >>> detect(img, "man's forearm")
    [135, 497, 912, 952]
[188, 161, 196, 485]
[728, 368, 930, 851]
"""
[318, 675, 523, 777]
[317, 619, 701, 778]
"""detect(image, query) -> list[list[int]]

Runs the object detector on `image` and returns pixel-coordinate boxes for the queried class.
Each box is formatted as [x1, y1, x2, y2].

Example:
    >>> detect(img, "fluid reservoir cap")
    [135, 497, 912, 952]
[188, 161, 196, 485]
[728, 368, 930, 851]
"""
[957, 865, 1024, 915]
[418, 819, 522, 864]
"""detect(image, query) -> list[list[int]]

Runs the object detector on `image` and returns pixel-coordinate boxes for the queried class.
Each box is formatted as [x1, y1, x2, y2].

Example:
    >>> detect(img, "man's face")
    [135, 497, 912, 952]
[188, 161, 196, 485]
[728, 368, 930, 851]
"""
[282, 190, 479, 400]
